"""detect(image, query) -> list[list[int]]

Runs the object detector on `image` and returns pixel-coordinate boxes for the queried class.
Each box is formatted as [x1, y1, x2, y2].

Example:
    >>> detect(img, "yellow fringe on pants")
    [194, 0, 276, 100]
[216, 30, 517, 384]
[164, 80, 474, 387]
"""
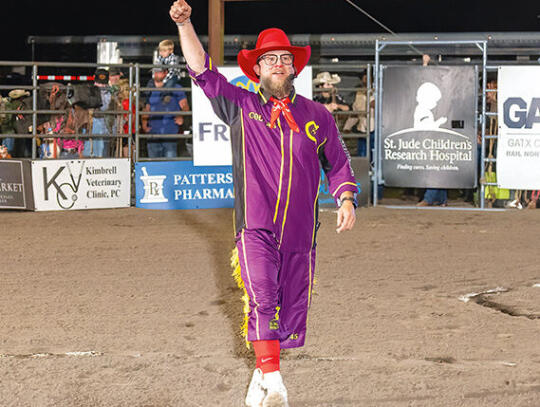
[230, 247, 251, 348]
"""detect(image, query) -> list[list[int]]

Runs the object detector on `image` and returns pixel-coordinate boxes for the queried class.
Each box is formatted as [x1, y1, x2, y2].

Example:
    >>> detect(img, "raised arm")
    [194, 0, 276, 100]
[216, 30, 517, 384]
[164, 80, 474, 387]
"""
[169, 0, 205, 74]
[169, 0, 247, 126]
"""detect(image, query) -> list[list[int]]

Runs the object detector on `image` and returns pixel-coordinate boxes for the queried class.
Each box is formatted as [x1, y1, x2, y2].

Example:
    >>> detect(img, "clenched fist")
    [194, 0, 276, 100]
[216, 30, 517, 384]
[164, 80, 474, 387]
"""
[170, 0, 192, 24]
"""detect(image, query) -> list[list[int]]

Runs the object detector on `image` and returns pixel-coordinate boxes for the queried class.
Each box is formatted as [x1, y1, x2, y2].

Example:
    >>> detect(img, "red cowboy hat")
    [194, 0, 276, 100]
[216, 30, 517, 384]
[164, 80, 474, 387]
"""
[237, 28, 311, 83]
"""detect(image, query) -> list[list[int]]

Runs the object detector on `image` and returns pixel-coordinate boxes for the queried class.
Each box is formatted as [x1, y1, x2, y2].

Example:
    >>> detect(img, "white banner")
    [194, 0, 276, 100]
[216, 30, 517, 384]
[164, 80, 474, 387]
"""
[192, 66, 312, 166]
[32, 159, 131, 211]
[497, 66, 540, 189]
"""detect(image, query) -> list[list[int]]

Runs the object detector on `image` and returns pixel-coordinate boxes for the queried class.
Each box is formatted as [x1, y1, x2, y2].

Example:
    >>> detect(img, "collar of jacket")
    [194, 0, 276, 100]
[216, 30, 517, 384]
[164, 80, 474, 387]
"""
[258, 87, 297, 106]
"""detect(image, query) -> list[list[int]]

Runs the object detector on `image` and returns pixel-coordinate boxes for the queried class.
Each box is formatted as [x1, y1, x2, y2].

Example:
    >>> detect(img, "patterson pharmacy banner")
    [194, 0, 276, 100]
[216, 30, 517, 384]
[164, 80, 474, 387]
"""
[32, 159, 130, 211]
[135, 161, 234, 209]
[192, 66, 312, 166]
[497, 66, 540, 189]
[381, 66, 477, 188]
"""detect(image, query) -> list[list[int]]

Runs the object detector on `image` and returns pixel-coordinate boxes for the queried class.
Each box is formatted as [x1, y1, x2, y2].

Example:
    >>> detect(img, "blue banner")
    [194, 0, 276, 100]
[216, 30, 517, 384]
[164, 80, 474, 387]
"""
[318, 157, 368, 207]
[135, 161, 234, 209]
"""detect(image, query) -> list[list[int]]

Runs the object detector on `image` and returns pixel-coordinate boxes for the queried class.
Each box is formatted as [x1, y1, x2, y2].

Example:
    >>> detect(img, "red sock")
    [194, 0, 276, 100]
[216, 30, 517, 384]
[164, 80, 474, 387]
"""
[252, 339, 280, 374]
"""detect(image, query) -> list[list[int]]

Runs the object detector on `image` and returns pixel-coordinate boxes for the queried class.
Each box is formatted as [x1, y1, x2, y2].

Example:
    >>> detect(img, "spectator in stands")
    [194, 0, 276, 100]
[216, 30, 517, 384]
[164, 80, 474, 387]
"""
[156, 39, 182, 86]
[313, 72, 350, 116]
[108, 74, 130, 157]
[351, 72, 375, 157]
[527, 191, 539, 209]
[142, 66, 189, 158]
[108, 67, 123, 87]
[417, 189, 447, 207]
[38, 126, 60, 159]
[0, 144, 11, 159]
[349, 72, 383, 200]
[486, 79, 497, 113]
[40, 115, 83, 159]
[117, 84, 136, 159]
[0, 93, 16, 156]
[57, 135, 84, 159]
[83, 68, 117, 158]
[4, 89, 32, 157]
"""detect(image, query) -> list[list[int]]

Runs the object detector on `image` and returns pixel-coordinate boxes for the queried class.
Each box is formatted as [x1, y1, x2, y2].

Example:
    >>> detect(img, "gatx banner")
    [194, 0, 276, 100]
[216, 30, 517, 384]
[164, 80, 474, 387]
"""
[497, 66, 540, 189]
[0, 159, 34, 210]
[381, 66, 477, 188]
[192, 66, 312, 166]
[32, 159, 130, 211]
[135, 161, 233, 209]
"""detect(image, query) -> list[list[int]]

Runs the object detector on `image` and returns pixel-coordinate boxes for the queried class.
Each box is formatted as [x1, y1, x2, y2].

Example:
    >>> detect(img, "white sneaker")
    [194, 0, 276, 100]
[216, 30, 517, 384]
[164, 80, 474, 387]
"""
[262, 371, 289, 407]
[507, 199, 523, 210]
[245, 368, 265, 407]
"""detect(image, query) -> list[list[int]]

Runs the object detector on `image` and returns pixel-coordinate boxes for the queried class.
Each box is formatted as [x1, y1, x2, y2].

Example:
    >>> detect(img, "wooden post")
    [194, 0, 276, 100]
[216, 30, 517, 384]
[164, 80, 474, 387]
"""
[208, 0, 264, 66]
[208, 0, 224, 65]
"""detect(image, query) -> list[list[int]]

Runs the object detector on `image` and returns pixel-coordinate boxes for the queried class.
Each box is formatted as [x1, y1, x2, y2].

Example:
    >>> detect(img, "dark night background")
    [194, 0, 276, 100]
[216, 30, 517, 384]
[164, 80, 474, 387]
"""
[2, 0, 540, 61]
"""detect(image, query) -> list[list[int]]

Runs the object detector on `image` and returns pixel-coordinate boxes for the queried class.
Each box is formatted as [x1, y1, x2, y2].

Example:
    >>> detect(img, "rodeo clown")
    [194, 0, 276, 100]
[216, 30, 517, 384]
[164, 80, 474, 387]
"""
[170, 1, 357, 405]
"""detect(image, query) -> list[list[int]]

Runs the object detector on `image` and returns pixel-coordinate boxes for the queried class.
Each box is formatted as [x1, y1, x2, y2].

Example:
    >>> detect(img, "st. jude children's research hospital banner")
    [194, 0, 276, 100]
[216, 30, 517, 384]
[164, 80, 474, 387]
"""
[381, 66, 477, 188]
[497, 66, 540, 189]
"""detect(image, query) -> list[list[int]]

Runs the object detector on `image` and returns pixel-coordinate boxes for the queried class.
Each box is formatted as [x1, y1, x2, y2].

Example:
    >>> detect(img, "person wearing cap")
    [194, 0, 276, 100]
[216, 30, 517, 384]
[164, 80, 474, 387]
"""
[2, 89, 33, 157]
[0, 92, 24, 156]
[82, 68, 116, 158]
[141, 66, 189, 158]
[170, 1, 357, 405]
[108, 67, 123, 86]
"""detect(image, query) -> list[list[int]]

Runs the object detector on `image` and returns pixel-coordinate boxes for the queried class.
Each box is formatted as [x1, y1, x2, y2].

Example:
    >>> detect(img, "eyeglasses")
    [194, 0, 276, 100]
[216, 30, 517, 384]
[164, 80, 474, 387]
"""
[257, 53, 294, 66]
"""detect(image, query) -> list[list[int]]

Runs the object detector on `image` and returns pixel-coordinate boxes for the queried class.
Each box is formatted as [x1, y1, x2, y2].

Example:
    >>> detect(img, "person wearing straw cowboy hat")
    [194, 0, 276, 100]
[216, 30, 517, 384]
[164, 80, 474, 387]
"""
[0, 91, 30, 155]
[170, 1, 357, 405]
[8, 89, 30, 100]
[313, 72, 351, 134]
[313, 72, 350, 115]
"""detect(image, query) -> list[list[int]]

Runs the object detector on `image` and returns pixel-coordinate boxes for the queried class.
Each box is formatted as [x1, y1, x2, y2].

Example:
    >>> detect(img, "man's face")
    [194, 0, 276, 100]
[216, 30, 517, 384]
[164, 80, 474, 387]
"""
[253, 50, 296, 98]
[109, 74, 121, 85]
[361, 74, 367, 86]
[153, 70, 168, 82]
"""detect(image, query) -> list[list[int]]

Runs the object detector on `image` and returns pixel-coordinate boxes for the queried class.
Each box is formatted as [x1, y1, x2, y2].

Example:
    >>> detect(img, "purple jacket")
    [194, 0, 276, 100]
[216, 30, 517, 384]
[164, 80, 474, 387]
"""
[189, 55, 356, 252]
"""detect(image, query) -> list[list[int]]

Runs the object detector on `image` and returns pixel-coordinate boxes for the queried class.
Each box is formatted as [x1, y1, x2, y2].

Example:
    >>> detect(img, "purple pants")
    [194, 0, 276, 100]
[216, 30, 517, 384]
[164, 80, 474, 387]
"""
[236, 228, 316, 349]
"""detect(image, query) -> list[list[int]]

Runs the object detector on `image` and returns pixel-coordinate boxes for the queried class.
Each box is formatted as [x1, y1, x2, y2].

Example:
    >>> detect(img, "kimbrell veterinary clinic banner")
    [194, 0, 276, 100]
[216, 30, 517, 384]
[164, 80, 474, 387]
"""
[381, 66, 477, 188]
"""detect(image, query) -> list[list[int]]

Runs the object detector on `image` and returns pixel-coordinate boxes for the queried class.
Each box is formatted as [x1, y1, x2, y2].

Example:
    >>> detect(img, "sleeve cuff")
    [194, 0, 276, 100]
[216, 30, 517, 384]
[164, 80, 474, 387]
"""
[332, 182, 358, 202]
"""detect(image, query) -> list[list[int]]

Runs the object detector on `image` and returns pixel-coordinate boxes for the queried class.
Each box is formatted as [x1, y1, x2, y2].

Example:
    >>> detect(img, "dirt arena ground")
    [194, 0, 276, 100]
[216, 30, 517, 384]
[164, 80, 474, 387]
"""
[1, 205, 539, 406]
